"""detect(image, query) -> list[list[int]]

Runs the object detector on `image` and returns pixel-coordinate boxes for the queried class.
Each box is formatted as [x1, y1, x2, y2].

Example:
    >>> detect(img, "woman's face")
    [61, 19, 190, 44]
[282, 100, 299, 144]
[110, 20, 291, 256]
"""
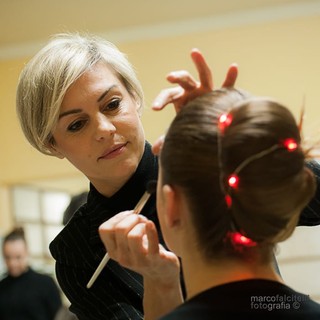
[3, 240, 29, 277]
[51, 62, 145, 196]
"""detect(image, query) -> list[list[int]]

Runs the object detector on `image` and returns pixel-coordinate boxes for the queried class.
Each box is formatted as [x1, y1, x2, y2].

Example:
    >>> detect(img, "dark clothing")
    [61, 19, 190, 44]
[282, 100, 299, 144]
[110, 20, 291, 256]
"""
[0, 268, 62, 320]
[50, 141, 320, 320]
[159, 279, 320, 319]
[50, 142, 160, 320]
[299, 160, 320, 226]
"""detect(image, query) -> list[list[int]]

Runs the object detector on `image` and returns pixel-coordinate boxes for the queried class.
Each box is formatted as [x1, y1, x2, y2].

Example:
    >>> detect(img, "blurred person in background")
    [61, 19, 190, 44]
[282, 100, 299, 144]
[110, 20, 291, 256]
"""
[0, 227, 62, 320]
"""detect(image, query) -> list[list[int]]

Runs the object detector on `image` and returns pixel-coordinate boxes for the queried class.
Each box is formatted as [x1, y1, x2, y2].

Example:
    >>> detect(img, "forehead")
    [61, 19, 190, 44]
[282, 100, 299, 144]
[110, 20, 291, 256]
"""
[61, 62, 124, 107]
[80, 62, 119, 83]
[75, 62, 120, 89]
[3, 239, 27, 254]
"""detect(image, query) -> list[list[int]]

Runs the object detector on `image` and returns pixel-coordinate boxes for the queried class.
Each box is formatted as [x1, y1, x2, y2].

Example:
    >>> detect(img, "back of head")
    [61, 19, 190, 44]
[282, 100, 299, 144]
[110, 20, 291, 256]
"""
[219, 98, 315, 244]
[16, 32, 144, 155]
[160, 89, 316, 260]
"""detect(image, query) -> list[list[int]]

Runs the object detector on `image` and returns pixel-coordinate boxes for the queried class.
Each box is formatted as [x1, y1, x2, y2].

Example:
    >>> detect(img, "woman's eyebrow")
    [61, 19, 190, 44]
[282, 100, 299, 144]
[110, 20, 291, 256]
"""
[97, 85, 117, 103]
[59, 85, 119, 119]
[59, 109, 82, 119]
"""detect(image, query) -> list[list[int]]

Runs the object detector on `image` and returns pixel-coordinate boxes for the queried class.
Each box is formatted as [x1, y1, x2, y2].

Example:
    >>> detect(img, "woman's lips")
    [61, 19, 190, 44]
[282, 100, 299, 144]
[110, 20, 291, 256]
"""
[98, 143, 127, 160]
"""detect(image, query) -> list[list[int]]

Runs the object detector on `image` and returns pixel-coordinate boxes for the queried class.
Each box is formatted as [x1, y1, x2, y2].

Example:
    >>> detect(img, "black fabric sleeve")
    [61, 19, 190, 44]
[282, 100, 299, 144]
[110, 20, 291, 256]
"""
[298, 160, 320, 226]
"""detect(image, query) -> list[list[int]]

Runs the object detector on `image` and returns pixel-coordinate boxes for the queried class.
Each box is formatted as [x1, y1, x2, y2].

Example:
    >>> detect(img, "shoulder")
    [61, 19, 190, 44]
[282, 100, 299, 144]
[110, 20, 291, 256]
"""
[22, 269, 59, 293]
[306, 160, 320, 176]
[28, 268, 54, 282]
[49, 204, 90, 261]
[0, 275, 9, 287]
[299, 160, 320, 226]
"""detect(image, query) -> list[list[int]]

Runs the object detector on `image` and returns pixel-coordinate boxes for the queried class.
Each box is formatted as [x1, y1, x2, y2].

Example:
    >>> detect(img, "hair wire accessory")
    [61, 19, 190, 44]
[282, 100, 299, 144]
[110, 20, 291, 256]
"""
[218, 112, 299, 247]
[218, 112, 257, 247]
[227, 138, 298, 190]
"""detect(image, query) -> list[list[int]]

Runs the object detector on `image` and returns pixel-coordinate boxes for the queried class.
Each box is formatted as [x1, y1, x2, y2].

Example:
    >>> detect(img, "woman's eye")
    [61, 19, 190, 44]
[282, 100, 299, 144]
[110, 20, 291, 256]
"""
[67, 120, 86, 132]
[104, 99, 121, 112]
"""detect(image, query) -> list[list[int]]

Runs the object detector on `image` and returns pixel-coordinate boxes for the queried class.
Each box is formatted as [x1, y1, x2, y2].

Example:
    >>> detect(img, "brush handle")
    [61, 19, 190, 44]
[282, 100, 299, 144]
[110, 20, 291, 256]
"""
[133, 192, 151, 214]
[86, 191, 151, 289]
[86, 253, 110, 288]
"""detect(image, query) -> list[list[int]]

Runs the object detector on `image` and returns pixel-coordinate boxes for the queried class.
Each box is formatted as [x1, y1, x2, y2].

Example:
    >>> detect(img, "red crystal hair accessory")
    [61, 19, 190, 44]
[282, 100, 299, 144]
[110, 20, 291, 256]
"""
[218, 110, 299, 248]
[218, 113, 232, 132]
[228, 174, 239, 188]
[229, 231, 257, 247]
[225, 195, 232, 208]
[282, 138, 298, 151]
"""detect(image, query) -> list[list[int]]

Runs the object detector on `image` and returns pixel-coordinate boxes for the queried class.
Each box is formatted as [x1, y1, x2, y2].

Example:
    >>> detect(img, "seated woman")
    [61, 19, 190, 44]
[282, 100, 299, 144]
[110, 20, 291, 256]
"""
[100, 88, 320, 319]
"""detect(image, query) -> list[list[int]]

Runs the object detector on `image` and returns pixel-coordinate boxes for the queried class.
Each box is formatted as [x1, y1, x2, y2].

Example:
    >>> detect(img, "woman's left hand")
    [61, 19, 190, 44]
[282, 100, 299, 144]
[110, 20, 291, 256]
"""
[152, 48, 238, 113]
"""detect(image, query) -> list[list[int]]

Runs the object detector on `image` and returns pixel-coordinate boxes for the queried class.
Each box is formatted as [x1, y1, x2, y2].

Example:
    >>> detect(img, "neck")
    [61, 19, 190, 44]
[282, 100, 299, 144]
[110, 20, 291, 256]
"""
[181, 253, 282, 300]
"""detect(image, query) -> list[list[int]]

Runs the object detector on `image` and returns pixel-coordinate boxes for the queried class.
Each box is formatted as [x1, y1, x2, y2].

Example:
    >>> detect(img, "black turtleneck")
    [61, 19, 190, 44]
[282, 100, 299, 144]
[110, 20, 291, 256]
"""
[50, 141, 159, 320]
[0, 268, 62, 320]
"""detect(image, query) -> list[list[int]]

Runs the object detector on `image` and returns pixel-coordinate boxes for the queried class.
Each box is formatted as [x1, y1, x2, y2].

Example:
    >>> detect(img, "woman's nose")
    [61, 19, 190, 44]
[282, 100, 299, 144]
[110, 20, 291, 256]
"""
[95, 114, 116, 141]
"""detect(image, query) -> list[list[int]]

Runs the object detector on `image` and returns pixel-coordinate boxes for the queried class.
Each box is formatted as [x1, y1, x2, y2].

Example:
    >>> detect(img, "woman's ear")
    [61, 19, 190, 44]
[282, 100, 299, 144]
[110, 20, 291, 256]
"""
[162, 184, 182, 229]
[51, 148, 65, 159]
[46, 141, 65, 159]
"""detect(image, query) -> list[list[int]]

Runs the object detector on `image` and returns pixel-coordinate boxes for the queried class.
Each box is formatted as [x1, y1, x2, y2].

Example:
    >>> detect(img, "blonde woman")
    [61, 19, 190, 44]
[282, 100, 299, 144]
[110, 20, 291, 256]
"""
[16, 32, 237, 320]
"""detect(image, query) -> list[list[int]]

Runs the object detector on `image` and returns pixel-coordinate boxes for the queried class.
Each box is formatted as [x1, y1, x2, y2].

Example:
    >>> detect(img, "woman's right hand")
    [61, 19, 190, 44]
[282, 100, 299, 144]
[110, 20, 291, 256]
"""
[98, 211, 180, 282]
[99, 212, 183, 320]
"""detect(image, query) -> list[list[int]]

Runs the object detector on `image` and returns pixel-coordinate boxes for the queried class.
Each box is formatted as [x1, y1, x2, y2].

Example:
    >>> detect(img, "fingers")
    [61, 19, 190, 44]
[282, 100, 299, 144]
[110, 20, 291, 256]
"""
[114, 214, 147, 257]
[152, 135, 165, 156]
[99, 211, 147, 259]
[190, 48, 213, 90]
[127, 220, 159, 259]
[222, 63, 238, 88]
[152, 48, 237, 114]
[99, 210, 132, 246]
[126, 222, 149, 255]
[166, 70, 197, 91]
[191, 48, 237, 89]
[98, 211, 161, 270]
[145, 220, 160, 255]
[152, 87, 184, 110]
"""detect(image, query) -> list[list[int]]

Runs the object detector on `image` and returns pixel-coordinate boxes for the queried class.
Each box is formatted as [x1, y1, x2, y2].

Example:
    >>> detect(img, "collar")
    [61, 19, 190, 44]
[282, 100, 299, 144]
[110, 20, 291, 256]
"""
[87, 141, 158, 247]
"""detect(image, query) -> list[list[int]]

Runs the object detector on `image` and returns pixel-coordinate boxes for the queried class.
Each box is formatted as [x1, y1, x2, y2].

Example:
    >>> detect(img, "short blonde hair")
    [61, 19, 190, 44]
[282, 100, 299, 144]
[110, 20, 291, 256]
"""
[16, 33, 144, 155]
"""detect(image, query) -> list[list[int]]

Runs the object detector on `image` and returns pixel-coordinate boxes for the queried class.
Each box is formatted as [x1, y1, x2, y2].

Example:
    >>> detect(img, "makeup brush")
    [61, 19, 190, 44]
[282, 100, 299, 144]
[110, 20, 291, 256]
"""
[86, 180, 157, 289]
